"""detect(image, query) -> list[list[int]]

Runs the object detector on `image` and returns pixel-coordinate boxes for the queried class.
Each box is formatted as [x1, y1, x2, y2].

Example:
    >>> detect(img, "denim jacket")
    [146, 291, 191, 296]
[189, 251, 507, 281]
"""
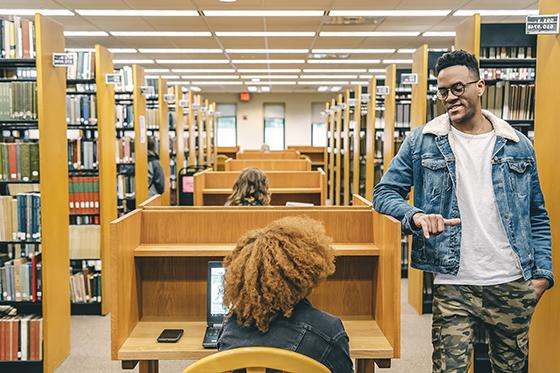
[217, 298, 354, 373]
[373, 110, 554, 287]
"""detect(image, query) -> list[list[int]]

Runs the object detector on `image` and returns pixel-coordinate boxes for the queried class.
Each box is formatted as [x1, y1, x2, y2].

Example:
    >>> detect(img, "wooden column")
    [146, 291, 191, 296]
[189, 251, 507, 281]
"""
[365, 77, 377, 201]
[353, 84, 362, 198]
[343, 89, 351, 205]
[158, 79, 170, 205]
[335, 94, 343, 206]
[383, 65, 397, 174]
[133, 65, 148, 205]
[454, 14, 481, 58]
[174, 85, 186, 178]
[328, 100, 335, 204]
[188, 93, 196, 167]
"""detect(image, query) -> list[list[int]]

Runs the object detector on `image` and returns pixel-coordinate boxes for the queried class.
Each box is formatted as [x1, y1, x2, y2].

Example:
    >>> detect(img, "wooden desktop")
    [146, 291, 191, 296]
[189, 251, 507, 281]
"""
[224, 158, 312, 171]
[236, 150, 301, 160]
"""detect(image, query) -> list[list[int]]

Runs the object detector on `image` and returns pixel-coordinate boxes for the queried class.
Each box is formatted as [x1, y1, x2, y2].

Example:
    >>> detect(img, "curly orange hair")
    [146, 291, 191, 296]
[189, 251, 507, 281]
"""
[223, 216, 335, 332]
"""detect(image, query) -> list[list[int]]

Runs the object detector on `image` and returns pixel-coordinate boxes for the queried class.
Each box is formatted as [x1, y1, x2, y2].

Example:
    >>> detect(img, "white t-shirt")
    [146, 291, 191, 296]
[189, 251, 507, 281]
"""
[434, 126, 522, 285]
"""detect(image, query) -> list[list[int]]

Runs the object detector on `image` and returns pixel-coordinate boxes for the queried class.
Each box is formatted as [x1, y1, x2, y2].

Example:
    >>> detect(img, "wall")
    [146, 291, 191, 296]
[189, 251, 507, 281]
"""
[205, 92, 336, 150]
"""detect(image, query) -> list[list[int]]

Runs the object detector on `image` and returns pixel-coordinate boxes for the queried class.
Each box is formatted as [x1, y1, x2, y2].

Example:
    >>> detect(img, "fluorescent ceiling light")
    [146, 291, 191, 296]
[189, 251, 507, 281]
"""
[226, 49, 309, 54]
[65, 48, 95, 52]
[172, 68, 236, 73]
[331, 87, 342, 92]
[429, 48, 449, 52]
[203, 10, 324, 17]
[453, 9, 539, 17]
[108, 48, 138, 53]
[318, 86, 329, 92]
[351, 81, 369, 85]
[232, 59, 305, 64]
[161, 75, 180, 79]
[146, 69, 170, 73]
[376, 75, 386, 79]
[320, 31, 420, 37]
[111, 31, 212, 37]
[329, 10, 451, 17]
[76, 9, 198, 16]
[307, 59, 381, 64]
[248, 86, 258, 92]
[303, 68, 366, 72]
[297, 81, 349, 85]
[0, 9, 74, 16]
[248, 81, 297, 85]
[168, 81, 190, 85]
[113, 59, 155, 64]
[422, 32, 456, 37]
[190, 82, 244, 85]
[190, 86, 202, 92]
[139, 48, 223, 53]
[64, 31, 108, 36]
[311, 49, 395, 54]
[145, 75, 159, 79]
[181, 75, 240, 79]
[261, 87, 271, 92]
[369, 69, 386, 72]
[156, 59, 230, 64]
[397, 49, 415, 53]
[237, 69, 301, 73]
[300, 75, 357, 79]
[251, 78, 260, 82]
[382, 59, 413, 64]
[241, 75, 299, 79]
[216, 32, 315, 37]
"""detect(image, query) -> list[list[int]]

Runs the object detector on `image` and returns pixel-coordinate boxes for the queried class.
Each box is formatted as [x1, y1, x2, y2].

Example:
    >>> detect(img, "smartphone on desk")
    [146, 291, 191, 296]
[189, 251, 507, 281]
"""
[157, 329, 184, 343]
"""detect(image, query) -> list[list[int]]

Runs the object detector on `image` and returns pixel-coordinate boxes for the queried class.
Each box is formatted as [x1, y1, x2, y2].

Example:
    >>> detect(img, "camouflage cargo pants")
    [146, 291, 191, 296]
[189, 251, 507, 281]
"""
[432, 278, 538, 373]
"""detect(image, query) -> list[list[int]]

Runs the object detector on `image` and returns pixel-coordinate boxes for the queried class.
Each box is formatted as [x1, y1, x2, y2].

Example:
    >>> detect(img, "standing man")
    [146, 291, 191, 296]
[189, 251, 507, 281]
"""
[373, 50, 553, 372]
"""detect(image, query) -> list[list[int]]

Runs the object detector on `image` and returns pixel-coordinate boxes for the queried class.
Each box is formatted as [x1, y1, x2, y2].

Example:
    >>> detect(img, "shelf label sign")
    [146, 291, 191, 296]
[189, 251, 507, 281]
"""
[105, 73, 122, 85]
[52, 53, 75, 67]
[401, 73, 418, 85]
[377, 86, 390, 95]
[179, 99, 188, 108]
[163, 93, 175, 103]
[141, 86, 155, 96]
[526, 14, 559, 34]
[139, 115, 146, 144]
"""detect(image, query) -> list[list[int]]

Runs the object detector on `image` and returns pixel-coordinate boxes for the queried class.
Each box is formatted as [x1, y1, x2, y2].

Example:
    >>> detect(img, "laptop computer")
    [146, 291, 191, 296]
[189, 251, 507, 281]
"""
[202, 261, 228, 348]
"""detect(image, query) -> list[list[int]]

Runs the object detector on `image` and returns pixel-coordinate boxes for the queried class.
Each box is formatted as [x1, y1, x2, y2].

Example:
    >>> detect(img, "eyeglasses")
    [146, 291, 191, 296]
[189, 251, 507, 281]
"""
[436, 80, 479, 100]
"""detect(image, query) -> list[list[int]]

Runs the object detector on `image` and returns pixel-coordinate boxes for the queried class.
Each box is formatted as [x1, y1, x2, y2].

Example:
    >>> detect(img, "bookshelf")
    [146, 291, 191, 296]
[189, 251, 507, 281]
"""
[530, 1, 560, 372]
[327, 100, 335, 204]
[187, 92, 196, 168]
[335, 94, 342, 206]
[342, 89, 351, 205]
[173, 85, 185, 205]
[383, 65, 397, 175]
[132, 65, 147, 206]
[0, 13, 71, 373]
[156, 79, 170, 206]
[365, 77, 377, 200]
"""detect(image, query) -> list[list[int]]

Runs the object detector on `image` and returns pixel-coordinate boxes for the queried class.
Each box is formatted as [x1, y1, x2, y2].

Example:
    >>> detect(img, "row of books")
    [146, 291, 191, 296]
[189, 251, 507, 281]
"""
[0, 67, 36, 80]
[116, 66, 134, 93]
[0, 194, 41, 242]
[69, 226, 100, 259]
[0, 142, 39, 181]
[480, 68, 535, 81]
[427, 97, 446, 121]
[0, 17, 35, 59]
[482, 82, 535, 121]
[66, 51, 95, 80]
[68, 137, 98, 170]
[146, 108, 159, 129]
[0, 315, 43, 361]
[69, 176, 99, 216]
[117, 174, 135, 200]
[480, 46, 536, 60]
[116, 103, 134, 128]
[66, 83, 95, 94]
[66, 95, 97, 125]
[0, 81, 37, 120]
[1, 243, 40, 260]
[116, 137, 135, 163]
[70, 267, 101, 304]
[0, 254, 41, 302]
[395, 103, 411, 128]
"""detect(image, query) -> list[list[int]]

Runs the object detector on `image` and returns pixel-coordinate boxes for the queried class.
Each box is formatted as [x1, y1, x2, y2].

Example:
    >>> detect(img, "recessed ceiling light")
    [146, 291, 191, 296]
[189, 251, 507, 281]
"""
[172, 68, 236, 73]
[139, 48, 223, 53]
[65, 48, 95, 52]
[320, 31, 420, 37]
[161, 75, 180, 79]
[376, 75, 386, 79]
[429, 48, 450, 52]
[397, 49, 416, 53]
[331, 86, 342, 92]
[145, 69, 170, 73]
[220, 0, 238, 3]
[0, 9, 75, 16]
[167, 81, 190, 85]
[203, 10, 323, 17]
[232, 59, 305, 64]
[311, 49, 396, 54]
[318, 86, 329, 92]
[181, 75, 240, 79]
[111, 31, 212, 37]
[75, 9, 198, 16]
[64, 31, 109, 36]
[307, 59, 381, 64]
[251, 78, 260, 82]
[453, 9, 539, 16]
[145, 75, 160, 79]
[248, 82, 297, 85]
[156, 59, 230, 64]
[113, 59, 155, 64]
[226, 49, 309, 54]
[237, 69, 301, 73]
[216, 32, 315, 37]
[108, 48, 138, 53]
[261, 87, 271, 92]
[382, 59, 413, 64]
[328, 10, 451, 17]
[190, 86, 202, 92]
[190, 82, 244, 85]
[303, 68, 366, 73]
[368, 69, 386, 72]
[422, 32, 456, 37]
[300, 75, 358, 79]
[297, 81, 349, 85]
[351, 81, 369, 85]
[241, 75, 299, 79]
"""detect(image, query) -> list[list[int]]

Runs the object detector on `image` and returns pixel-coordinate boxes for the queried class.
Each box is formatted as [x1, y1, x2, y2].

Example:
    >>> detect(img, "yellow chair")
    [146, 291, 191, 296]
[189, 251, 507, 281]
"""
[183, 347, 330, 373]
[216, 154, 229, 171]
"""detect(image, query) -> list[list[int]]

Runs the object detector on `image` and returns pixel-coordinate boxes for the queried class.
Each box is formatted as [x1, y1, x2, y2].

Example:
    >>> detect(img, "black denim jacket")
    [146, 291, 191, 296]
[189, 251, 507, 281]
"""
[217, 299, 353, 373]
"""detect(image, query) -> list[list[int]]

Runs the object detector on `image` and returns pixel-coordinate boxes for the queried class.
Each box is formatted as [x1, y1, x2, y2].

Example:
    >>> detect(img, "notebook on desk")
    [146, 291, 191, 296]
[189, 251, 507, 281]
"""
[202, 261, 228, 348]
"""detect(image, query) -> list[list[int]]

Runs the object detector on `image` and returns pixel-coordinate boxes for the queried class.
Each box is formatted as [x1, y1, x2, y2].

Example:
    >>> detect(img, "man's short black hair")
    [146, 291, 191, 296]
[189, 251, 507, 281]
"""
[435, 50, 480, 80]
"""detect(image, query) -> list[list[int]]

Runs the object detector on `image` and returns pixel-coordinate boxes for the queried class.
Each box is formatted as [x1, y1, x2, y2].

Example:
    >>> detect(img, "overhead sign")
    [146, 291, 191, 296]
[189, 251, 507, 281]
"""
[377, 86, 390, 95]
[401, 73, 418, 85]
[105, 73, 122, 85]
[526, 14, 559, 34]
[52, 53, 75, 67]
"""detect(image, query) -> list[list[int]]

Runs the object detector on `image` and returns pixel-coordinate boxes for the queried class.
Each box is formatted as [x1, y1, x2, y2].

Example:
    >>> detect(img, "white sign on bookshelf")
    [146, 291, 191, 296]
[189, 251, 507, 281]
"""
[377, 86, 390, 95]
[139, 116, 146, 144]
[401, 73, 418, 85]
[526, 14, 559, 34]
[163, 94, 175, 103]
[140, 86, 155, 96]
[52, 53, 75, 67]
[105, 73, 122, 85]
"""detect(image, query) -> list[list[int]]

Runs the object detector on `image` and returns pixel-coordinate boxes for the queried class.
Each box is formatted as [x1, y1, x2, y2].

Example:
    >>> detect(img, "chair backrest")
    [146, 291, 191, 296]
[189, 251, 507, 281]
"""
[183, 347, 330, 373]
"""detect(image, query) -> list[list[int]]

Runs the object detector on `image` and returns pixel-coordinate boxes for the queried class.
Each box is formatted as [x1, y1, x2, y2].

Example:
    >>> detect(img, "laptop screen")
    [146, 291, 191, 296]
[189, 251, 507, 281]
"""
[208, 261, 228, 324]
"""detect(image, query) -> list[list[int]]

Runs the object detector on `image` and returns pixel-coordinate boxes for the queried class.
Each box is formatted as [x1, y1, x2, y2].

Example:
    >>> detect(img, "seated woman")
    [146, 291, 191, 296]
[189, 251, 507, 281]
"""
[225, 167, 271, 206]
[218, 216, 353, 373]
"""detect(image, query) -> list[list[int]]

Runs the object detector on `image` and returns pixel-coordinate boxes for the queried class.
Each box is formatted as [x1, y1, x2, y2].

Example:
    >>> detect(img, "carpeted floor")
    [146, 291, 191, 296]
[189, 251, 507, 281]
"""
[55, 279, 433, 373]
